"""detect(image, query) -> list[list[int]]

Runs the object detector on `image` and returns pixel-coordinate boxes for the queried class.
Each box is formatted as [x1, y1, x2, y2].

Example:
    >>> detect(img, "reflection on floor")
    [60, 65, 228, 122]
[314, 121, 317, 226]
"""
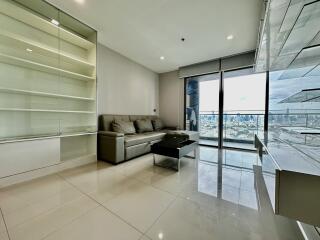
[200, 139, 255, 150]
[0, 147, 303, 240]
[200, 146, 259, 169]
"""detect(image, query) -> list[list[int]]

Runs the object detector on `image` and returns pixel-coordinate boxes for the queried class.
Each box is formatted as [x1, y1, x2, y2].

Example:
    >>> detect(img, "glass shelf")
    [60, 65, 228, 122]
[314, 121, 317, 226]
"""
[0, 53, 95, 81]
[279, 2, 320, 56]
[306, 65, 320, 77]
[291, 45, 320, 69]
[0, 0, 95, 50]
[0, 108, 95, 114]
[255, 0, 320, 73]
[0, 113, 97, 141]
[0, 30, 95, 69]
[280, 88, 320, 103]
[0, 131, 97, 144]
[0, 87, 95, 101]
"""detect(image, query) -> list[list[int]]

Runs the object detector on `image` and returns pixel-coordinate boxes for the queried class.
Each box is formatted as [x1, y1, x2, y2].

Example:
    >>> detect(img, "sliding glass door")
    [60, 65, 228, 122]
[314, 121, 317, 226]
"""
[223, 69, 266, 150]
[185, 68, 266, 149]
[185, 73, 220, 147]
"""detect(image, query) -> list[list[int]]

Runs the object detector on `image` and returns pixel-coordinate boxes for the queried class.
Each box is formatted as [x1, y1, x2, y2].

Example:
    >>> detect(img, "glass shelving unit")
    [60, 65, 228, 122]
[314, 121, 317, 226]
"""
[255, 0, 320, 78]
[255, 0, 320, 234]
[0, 0, 97, 161]
[280, 88, 320, 103]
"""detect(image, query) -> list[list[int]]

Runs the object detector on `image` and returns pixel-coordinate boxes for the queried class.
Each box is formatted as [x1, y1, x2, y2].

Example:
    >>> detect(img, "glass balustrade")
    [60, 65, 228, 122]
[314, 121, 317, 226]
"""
[199, 112, 264, 143]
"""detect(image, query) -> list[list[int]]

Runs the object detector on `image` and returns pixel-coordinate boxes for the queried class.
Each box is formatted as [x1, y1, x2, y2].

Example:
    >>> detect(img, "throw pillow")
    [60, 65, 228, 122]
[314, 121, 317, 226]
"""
[112, 120, 136, 135]
[135, 119, 153, 133]
[152, 119, 164, 131]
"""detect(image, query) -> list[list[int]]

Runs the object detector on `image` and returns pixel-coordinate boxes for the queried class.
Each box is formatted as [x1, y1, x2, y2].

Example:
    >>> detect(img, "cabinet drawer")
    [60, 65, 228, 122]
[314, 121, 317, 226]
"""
[0, 138, 60, 178]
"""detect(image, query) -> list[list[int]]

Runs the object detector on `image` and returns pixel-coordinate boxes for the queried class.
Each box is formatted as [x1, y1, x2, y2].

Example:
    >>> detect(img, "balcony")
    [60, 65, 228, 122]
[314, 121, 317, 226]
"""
[197, 112, 320, 149]
[198, 112, 265, 149]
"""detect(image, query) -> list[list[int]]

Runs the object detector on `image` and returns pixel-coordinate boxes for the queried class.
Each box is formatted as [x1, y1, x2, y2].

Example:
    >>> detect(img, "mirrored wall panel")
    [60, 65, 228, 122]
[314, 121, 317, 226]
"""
[255, 0, 320, 230]
[259, 0, 320, 153]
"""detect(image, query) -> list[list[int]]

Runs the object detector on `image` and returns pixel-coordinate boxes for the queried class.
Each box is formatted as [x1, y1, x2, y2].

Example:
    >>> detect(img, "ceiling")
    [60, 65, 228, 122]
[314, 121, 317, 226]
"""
[47, 0, 263, 73]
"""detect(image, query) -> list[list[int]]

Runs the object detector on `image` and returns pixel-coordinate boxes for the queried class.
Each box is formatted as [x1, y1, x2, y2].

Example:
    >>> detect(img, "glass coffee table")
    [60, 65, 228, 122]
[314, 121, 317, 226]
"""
[151, 138, 197, 171]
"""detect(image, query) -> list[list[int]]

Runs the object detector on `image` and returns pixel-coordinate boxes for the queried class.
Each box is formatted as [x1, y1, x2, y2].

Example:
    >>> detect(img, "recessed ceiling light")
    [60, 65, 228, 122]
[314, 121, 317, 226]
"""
[227, 35, 234, 40]
[160, 56, 165, 60]
[51, 19, 59, 26]
[74, 0, 85, 4]
[26, 48, 33, 52]
[158, 232, 164, 239]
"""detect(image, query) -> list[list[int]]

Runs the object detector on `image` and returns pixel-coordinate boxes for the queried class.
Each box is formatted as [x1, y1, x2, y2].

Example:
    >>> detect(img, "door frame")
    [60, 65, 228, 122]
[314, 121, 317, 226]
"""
[184, 67, 269, 150]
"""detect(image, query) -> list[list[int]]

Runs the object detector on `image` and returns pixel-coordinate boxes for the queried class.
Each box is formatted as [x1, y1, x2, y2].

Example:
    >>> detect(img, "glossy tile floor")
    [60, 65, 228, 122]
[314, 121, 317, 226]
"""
[0, 147, 304, 240]
[199, 139, 255, 150]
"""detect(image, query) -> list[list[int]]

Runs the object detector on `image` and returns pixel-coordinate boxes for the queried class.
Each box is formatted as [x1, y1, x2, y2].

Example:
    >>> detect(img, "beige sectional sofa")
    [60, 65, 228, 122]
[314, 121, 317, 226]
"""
[98, 114, 199, 164]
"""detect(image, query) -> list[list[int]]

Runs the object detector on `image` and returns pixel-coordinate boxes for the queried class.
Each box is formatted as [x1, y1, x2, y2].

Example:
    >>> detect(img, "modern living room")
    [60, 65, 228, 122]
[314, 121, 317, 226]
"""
[0, 0, 320, 240]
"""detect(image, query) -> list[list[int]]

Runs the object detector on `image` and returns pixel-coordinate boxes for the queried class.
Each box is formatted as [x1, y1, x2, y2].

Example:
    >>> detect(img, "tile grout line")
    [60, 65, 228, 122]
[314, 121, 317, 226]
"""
[1, 150, 271, 239]
[106, 156, 190, 197]
[124, 157, 198, 197]
[0, 207, 11, 240]
[56, 173, 146, 237]
[56, 159, 191, 237]
[40, 205, 101, 240]
[131, 174, 182, 197]
[143, 195, 178, 236]
[9, 174, 96, 234]
[27, 174, 103, 240]
[4, 181, 83, 230]
[33, 175, 102, 240]
[139, 234, 152, 240]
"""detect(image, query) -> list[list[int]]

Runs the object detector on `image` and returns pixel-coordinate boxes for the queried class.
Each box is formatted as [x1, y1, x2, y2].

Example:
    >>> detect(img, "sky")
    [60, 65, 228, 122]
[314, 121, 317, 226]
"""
[199, 73, 266, 114]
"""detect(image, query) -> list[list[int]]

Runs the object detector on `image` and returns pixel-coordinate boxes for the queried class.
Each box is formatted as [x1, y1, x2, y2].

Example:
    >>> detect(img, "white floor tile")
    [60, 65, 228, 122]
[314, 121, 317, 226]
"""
[146, 198, 222, 240]
[43, 207, 141, 240]
[3, 187, 83, 228]
[0, 147, 304, 240]
[88, 177, 141, 203]
[0, 231, 9, 240]
[0, 175, 72, 214]
[9, 196, 98, 240]
[139, 235, 151, 240]
[103, 181, 175, 232]
[0, 211, 6, 234]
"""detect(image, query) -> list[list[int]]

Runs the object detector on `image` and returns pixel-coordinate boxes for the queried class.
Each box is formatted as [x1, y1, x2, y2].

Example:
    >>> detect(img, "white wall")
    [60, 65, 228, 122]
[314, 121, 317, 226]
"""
[97, 44, 159, 115]
[159, 71, 184, 129]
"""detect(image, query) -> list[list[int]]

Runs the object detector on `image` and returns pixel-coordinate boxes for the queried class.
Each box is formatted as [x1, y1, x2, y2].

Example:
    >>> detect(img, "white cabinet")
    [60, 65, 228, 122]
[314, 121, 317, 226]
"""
[255, 135, 320, 227]
[0, 138, 60, 177]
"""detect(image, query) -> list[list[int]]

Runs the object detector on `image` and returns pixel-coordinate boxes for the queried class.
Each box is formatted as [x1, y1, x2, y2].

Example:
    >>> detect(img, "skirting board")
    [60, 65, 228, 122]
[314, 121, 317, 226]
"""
[0, 154, 97, 188]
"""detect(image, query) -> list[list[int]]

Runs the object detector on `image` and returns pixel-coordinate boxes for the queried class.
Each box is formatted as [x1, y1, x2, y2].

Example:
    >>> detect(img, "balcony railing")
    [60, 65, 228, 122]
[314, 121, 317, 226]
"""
[197, 112, 320, 144]
[199, 112, 264, 143]
[268, 113, 320, 129]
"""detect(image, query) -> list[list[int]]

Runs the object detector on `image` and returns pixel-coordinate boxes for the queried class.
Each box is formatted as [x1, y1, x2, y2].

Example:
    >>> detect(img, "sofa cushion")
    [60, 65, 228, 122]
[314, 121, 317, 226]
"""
[124, 132, 166, 147]
[112, 120, 136, 135]
[135, 119, 153, 133]
[99, 115, 114, 131]
[114, 115, 130, 122]
[152, 119, 164, 131]
[129, 115, 157, 122]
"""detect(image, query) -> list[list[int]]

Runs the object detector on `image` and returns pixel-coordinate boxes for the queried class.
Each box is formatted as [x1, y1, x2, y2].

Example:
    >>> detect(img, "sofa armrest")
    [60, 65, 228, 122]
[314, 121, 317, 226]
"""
[98, 131, 124, 137]
[98, 132, 125, 164]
